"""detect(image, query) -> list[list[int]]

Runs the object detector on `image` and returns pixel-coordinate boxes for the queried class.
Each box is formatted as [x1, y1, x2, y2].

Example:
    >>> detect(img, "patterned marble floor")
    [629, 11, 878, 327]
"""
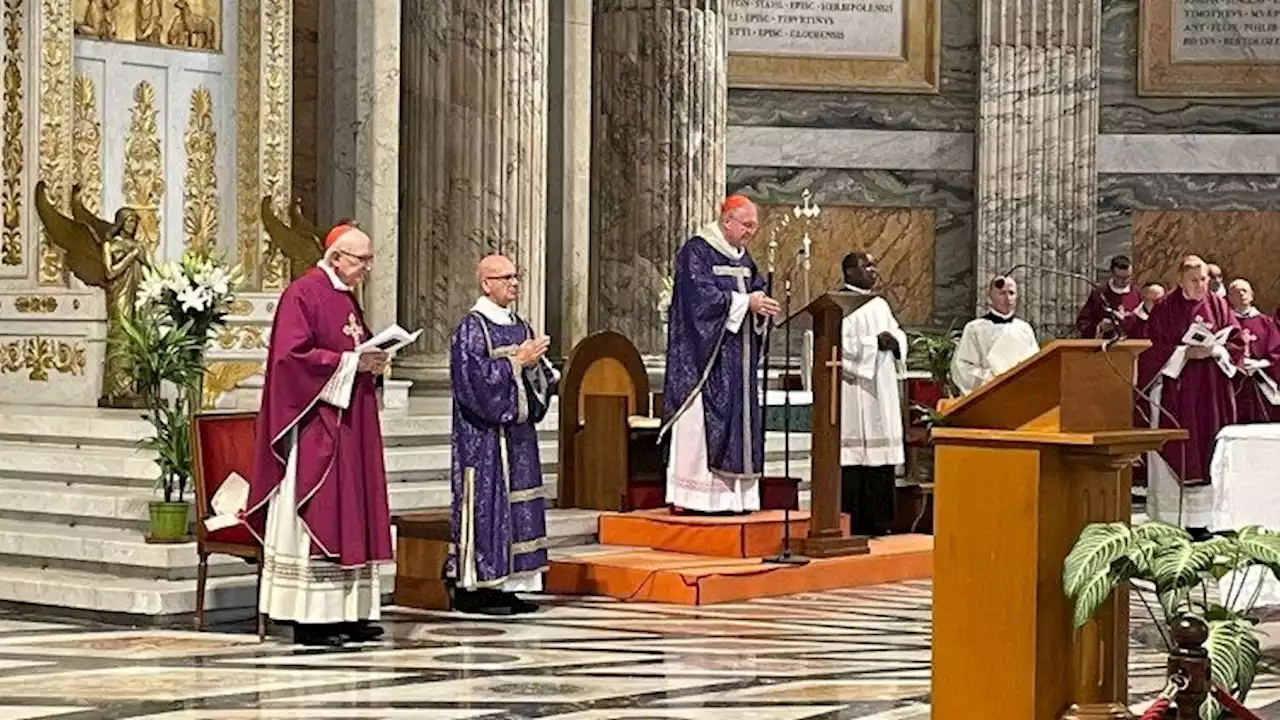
[0, 581, 1279, 719]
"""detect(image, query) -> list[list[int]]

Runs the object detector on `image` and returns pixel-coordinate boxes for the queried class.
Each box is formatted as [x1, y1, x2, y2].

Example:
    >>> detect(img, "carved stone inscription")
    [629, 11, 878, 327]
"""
[728, 0, 905, 59]
[1173, 0, 1280, 62]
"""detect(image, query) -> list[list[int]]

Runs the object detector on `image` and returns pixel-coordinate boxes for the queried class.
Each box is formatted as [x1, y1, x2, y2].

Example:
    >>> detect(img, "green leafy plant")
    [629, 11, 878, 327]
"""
[907, 326, 960, 397]
[1064, 521, 1280, 719]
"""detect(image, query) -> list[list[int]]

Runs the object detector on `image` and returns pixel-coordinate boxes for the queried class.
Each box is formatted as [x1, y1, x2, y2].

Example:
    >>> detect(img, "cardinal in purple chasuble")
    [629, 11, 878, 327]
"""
[1137, 257, 1242, 532]
[245, 226, 392, 647]
[448, 254, 556, 615]
[1229, 280, 1280, 424]
[1076, 255, 1141, 338]
[661, 195, 779, 514]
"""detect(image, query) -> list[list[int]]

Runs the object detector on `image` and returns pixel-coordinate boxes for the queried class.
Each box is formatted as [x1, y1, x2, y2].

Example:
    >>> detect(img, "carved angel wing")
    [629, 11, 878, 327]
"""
[289, 198, 326, 245]
[70, 184, 115, 243]
[34, 181, 108, 287]
[261, 196, 322, 280]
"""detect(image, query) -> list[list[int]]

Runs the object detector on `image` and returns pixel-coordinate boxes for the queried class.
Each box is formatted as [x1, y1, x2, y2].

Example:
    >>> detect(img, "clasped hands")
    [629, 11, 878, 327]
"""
[1186, 345, 1215, 361]
[514, 335, 551, 367]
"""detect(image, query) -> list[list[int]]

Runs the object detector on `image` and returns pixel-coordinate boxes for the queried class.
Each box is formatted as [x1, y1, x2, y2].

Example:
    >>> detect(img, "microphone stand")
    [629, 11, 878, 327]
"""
[765, 268, 809, 566]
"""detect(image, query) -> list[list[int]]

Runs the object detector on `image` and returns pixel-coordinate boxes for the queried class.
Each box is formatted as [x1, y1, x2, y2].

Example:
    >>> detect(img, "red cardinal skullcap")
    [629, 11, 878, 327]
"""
[323, 222, 357, 249]
[720, 194, 754, 215]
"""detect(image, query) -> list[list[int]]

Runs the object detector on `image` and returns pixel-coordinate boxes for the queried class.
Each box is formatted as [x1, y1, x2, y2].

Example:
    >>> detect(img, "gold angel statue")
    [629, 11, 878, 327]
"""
[35, 181, 148, 408]
[261, 196, 324, 282]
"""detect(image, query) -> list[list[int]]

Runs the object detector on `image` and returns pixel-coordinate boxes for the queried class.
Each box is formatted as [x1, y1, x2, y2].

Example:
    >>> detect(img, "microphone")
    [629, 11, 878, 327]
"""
[1001, 263, 1126, 341]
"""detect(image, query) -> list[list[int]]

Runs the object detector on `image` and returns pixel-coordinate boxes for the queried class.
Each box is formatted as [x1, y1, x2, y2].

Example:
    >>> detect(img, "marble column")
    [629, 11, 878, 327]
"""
[398, 0, 549, 370]
[976, 0, 1099, 338]
[546, 0, 592, 357]
[591, 0, 727, 356]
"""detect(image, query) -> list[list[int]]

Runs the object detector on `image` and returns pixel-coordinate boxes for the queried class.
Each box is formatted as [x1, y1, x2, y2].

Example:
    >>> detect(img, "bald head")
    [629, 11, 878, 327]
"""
[323, 226, 373, 286]
[478, 253, 520, 307]
[1228, 278, 1254, 312]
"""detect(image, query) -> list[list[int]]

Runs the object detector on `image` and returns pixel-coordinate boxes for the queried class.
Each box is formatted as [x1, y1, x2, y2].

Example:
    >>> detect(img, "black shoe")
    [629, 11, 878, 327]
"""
[341, 621, 384, 642]
[294, 623, 345, 647]
[503, 593, 538, 614]
[453, 587, 513, 616]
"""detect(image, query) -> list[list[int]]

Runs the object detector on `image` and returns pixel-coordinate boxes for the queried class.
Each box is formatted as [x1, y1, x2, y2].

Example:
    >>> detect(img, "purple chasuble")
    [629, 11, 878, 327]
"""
[1138, 290, 1243, 487]
[447, 311, 555, 588]
[246, 267, 393, 568]
[661, 235, 768, 480]
[1076, 283, 1141, 338]
[1236, 312, 1280, 424]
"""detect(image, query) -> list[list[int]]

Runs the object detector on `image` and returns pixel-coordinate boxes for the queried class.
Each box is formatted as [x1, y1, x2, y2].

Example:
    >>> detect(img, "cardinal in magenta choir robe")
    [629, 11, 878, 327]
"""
[661, 195, 780, 515]
[1076, 255, 1142, 339]
[447, 253, 557, 615]
[245, 224, 392, 647]
[1228, 279, 1280, 424]
[1137, 256, 1242, 535]
[1129, 282, 1166, 501]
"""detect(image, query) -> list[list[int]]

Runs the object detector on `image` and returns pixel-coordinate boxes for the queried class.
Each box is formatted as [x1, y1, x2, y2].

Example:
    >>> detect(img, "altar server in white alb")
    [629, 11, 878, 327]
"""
[838, 252, 906, 537]
[950, 275, 1040, 395]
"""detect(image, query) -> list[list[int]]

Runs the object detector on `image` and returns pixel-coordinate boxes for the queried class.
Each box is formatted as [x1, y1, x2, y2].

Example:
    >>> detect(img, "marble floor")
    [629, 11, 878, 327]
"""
[0, 581, 1278, 719]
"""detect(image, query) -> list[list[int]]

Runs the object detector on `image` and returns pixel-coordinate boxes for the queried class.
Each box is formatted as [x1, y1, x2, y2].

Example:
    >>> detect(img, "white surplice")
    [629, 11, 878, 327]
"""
[839, 287, 906, 467]
[950, 312, 1040, 395]
[259, 261, 382, 623]
[666, 221, 767, 513]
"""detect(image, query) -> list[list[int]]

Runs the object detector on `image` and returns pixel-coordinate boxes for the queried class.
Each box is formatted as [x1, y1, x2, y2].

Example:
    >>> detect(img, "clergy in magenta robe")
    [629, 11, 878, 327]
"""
[1138, 256, 1242, 531]
[447, 253, 557, 615]
[950, 276, 1039, 396]
[1075, 255, 1141, 338]
[661, 195, 780, 514]
[837, 251, 906, 537]
[245, 225, 392, 647]
[1228, 279, 1280, 424]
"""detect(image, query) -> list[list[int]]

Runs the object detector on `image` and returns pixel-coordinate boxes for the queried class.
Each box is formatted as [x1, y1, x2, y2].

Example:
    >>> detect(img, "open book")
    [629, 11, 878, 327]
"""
[356, 323, 423, 354]
[1181, 321, 1232, 348]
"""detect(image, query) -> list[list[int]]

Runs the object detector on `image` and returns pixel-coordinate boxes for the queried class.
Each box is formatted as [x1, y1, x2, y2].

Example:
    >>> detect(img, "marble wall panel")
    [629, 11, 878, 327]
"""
[1132, 210, 1280, 314]
[1097, 173, 1280, 276]
[728, 167, 974, 330]
[756, 205, 935, 326]
[726, 0, 978, 132]
[1100, 0, 1280, 134]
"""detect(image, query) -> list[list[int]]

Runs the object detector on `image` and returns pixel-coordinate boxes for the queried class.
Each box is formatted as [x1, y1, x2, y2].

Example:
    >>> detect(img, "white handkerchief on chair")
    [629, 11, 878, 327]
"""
[204, 471, 249, 532]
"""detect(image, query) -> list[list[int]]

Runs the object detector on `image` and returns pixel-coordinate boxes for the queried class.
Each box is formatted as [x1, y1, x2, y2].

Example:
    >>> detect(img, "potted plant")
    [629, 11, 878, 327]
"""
[116, 250, 242, 542]
[1063, 521, 1280, 718]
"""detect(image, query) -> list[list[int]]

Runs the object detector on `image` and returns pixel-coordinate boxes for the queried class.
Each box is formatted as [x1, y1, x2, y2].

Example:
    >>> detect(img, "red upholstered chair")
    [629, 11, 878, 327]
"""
[191, 411, 265, 640]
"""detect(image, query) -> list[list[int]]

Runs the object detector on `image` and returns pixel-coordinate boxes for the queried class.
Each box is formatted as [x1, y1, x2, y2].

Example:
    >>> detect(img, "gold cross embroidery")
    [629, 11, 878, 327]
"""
[342, 313, 364, 345]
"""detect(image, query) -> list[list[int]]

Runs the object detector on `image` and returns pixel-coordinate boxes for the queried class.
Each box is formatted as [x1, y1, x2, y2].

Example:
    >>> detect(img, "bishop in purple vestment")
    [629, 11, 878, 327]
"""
[246, 225, 392, 647]
[1138, 256, 1242, 533]
[448, 254, 557, 615]
[661, 195, 780, 514]
[1228, 279, 1280, 424]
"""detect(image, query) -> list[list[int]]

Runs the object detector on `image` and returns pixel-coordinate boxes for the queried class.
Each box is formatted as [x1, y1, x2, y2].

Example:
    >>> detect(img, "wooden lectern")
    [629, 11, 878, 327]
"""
[782, 291, 874, 559]
[930, 339, 1185, 720]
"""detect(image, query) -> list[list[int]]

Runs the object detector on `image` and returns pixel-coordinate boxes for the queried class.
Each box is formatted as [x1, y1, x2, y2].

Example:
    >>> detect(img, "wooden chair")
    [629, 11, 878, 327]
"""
[191, 411, 265, 640]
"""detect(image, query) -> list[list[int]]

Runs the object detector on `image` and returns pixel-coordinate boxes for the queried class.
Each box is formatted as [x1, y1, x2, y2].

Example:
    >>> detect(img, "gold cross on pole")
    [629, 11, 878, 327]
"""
[824, 345, 841, 426]
[342, 313, 364, 345]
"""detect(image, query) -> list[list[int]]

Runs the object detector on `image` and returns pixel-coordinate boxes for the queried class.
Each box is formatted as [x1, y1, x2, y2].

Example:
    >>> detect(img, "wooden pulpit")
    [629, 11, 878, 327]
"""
[930, 339, 1185, 720]
[781, 291, 875, 558]
[558, 331, 664, 511]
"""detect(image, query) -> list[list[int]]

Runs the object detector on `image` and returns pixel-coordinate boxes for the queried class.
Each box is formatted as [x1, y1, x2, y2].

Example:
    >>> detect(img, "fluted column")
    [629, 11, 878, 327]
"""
[976, 0, 1099, 338]
[591, 0, 727, 355]
[399, 0, 548, 367]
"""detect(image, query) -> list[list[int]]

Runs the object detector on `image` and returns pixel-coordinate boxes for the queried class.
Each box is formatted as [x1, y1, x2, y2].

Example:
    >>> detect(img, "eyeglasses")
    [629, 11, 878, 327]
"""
[338, 250, 374, 267]
[485, 273, 520, 283]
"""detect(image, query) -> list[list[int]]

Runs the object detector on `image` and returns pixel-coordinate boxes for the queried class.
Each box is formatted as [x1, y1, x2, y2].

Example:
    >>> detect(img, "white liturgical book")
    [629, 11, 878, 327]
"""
[1181, 321, 1232, 348]
[356, 324, 423, 354]
[204, 471, 249, 532]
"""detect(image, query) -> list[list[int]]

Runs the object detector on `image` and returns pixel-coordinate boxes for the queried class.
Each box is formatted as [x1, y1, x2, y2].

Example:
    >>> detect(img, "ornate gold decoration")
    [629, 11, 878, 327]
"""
[183, 86, 217, 252]
[37, 181, 146, 405]
[122, 80, 164, 257]
[228, 298, 252, 315]
[0, 337, 88, 381]
[259, 0, 291, 290]
[1, 0, 22, 267]
[202, 359, 260, 408]
[262, 196, 322, 280]
[235, 0, 261, 286]
[728, 0, 941, 93]
[74, 0, 222, 51]
[39, 0, 74, 285]
[212, 324, 266, 351]
[72, 73, 103, 215]
[14, 295, 58, 313]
